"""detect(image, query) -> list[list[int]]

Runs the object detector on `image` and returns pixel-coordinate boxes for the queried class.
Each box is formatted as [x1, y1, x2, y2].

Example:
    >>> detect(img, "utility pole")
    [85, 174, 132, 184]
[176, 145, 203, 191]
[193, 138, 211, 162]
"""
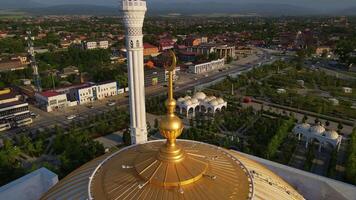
[25, 31, 42, 92]
[231, 83, 234, 96]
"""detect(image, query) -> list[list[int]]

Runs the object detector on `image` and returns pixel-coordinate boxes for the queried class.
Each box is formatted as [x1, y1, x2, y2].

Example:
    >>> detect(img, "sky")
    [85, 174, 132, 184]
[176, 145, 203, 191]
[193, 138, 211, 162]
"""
[2, 0, 356, 14]
[29, 0, 356, 9]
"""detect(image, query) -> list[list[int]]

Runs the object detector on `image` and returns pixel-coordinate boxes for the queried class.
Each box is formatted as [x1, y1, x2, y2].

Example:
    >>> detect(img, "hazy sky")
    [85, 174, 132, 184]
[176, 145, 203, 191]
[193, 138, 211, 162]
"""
[2, 0, 356, 11]
[31, 0, 356, 9]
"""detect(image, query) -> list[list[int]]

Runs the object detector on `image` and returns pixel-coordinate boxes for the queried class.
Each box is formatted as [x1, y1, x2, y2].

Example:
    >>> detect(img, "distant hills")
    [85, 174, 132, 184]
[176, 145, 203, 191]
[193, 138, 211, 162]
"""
[0, 0, 42, 9]
[1, 1, 356, 16]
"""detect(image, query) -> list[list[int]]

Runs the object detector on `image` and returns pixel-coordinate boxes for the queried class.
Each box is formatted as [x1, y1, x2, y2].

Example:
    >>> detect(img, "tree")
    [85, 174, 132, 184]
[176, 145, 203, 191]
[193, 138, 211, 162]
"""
[123, 129, 131, 146]
[337, 122, 343, 131]
[302, 115, 308, 123]
[154, 118, 159, 129]
[226, 56, 233, 64]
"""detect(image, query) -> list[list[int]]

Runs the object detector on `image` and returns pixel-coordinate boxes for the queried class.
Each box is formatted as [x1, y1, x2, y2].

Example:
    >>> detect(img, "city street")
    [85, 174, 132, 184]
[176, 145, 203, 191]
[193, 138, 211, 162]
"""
[2, 48, 276, 139]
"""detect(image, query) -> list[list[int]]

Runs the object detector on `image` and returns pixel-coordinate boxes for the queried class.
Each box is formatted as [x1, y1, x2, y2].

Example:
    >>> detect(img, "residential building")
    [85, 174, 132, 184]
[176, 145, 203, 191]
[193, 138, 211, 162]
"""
[143, 43, 159, 57]
[342, 87, 352, 93]
[158, 39, 175, 51]
[98, 41, 109, 49]
[58, 66, 80, 78]
[184, 37, 202, 46]
[0, 60, 26, 72]
[85, 41, 97, 50]
[0, 31, 8, 38]
[315, 46, 331, 57]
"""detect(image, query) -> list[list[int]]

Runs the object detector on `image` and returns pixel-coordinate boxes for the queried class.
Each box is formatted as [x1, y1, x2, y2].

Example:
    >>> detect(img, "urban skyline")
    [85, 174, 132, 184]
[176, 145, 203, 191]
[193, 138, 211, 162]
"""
[0, 0, 355, 199]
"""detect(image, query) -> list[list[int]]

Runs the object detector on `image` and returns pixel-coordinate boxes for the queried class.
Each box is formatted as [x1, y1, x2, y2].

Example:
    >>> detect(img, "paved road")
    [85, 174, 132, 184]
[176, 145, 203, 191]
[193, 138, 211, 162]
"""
[2, 48, 275, 139]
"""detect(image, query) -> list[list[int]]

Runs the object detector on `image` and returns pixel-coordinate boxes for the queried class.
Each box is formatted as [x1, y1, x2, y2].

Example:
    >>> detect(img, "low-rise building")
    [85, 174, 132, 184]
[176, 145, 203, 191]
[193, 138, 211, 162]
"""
[184, 37, 202, 47]
[189, 59, 225, 74]
[342, 87, 352, 93]
[187, 43, 236, 59]
[98, 41, 109, 49]
[35, 91, 70, 112]
[0, 88, 32, 131]
[68, 84, 95, 105]
[85, 41, 98, 50]
[0, 60, 26, 72]
[143, 43, 159, 57]
[95, 81, 117, 100]
[85, 41, 109, 50]
[58, 66, 80, 78]
[159, 39, 175, 51]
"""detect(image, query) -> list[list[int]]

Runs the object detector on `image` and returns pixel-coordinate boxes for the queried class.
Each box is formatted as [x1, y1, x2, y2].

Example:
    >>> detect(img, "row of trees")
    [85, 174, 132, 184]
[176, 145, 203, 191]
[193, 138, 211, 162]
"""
[345, 129, 356, 185]
[265, 118, 296, 159]
[0, 37, 25, 54]
[0, 139, 24, 186]
[52, 130, 105, 177]
[335, 38, 356, 65]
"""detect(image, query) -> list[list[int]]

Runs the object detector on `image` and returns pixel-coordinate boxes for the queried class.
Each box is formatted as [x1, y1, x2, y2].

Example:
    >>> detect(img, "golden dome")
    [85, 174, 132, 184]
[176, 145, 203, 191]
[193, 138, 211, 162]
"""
[41, 140, 305, 200]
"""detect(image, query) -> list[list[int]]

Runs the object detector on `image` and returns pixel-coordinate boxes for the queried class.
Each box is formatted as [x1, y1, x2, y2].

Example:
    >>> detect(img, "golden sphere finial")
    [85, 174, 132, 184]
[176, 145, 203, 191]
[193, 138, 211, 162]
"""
[158, 51, 184, 160]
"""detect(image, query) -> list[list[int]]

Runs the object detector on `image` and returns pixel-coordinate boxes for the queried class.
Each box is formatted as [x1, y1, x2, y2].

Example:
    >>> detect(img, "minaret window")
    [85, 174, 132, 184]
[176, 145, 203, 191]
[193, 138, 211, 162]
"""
[130, 40, 134, 48]
[136, 40, 140, 48]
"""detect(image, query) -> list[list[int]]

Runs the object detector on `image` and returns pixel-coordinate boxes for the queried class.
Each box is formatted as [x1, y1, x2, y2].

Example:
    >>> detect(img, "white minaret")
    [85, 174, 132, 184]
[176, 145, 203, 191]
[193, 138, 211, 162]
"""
[121, 0, 148, 144]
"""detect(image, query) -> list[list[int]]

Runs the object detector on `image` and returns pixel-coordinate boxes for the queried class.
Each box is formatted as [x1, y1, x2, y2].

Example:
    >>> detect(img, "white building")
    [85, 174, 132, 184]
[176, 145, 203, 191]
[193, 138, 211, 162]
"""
[342, 87, 352, 93]
[177, 92, 227, 117]
[70, 84, 95, 105]
[277, 88, 287, 94]
[98, 41, 109, 49]
[95, 81, 117, 100]
[121, 0, 148, 144]
[329, 98, 339, 106]
[35, 91, 71, 112]
[292, 123, 342, 151]
[0, 168, 58, 200]
[85, 41, 97, 50]
[189, 59, 225, 74]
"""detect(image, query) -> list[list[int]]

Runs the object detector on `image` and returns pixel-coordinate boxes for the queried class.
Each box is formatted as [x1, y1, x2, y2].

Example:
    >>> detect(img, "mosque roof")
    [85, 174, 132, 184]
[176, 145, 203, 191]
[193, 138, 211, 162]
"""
[41, 140, 304, 200]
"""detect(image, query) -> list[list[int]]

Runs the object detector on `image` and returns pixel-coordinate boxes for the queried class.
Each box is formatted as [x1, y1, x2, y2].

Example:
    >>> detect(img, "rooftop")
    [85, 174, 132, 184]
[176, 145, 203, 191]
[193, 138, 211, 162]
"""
[38, 91, 62, 98]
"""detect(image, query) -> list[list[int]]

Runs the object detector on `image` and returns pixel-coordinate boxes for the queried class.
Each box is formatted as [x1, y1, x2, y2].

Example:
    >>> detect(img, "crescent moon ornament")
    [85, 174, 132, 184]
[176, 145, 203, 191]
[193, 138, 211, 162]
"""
[163, 50, 177, 72]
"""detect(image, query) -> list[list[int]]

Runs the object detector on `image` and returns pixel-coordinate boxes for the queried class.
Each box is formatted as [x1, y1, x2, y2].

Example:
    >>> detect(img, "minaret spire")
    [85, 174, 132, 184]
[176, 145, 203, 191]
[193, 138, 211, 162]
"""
[121, 0, 148, 144]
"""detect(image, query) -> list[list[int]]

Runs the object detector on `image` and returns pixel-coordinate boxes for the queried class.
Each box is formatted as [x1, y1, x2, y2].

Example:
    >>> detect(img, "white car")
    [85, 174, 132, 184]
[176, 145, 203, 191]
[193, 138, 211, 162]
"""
[107, 102, 116, 107]
[66, 115, 77, 120]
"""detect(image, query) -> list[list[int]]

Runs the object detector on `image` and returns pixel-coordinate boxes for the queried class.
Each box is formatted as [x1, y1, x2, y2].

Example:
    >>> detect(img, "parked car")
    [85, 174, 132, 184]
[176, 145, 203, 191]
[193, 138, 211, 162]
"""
[107, 102, 116, 107]
[66, 115, 77, 120]
[30, 112, 38, 118]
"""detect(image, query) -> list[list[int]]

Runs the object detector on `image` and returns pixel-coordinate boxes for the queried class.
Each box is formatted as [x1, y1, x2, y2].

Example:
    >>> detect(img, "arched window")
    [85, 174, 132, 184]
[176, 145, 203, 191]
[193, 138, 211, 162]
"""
[136, 40, 140, 48]
[130, 40, 134, 48]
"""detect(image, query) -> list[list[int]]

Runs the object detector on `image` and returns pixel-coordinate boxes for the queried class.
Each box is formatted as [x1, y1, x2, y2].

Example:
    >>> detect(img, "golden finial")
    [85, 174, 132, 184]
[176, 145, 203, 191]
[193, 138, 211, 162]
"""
[158, 50, 184, 162]
[133, 51, 208, 188]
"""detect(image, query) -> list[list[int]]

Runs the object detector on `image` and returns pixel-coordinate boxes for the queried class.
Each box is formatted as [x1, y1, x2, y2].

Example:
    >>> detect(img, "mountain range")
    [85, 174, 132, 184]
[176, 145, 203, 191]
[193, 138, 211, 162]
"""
[1, 0, 356, 16]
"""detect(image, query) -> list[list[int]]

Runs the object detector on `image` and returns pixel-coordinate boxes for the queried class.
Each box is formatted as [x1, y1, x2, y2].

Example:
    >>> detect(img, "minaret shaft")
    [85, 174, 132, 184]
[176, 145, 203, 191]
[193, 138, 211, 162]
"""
[122, 0, 148, 144]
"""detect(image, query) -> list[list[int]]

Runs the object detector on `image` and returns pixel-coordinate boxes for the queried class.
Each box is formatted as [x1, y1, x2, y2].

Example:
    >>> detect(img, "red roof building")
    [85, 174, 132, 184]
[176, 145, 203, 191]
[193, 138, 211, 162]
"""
[39, 91, 61, 98]
[159, 39, 175, 51]
[143, 43, 159, 57]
